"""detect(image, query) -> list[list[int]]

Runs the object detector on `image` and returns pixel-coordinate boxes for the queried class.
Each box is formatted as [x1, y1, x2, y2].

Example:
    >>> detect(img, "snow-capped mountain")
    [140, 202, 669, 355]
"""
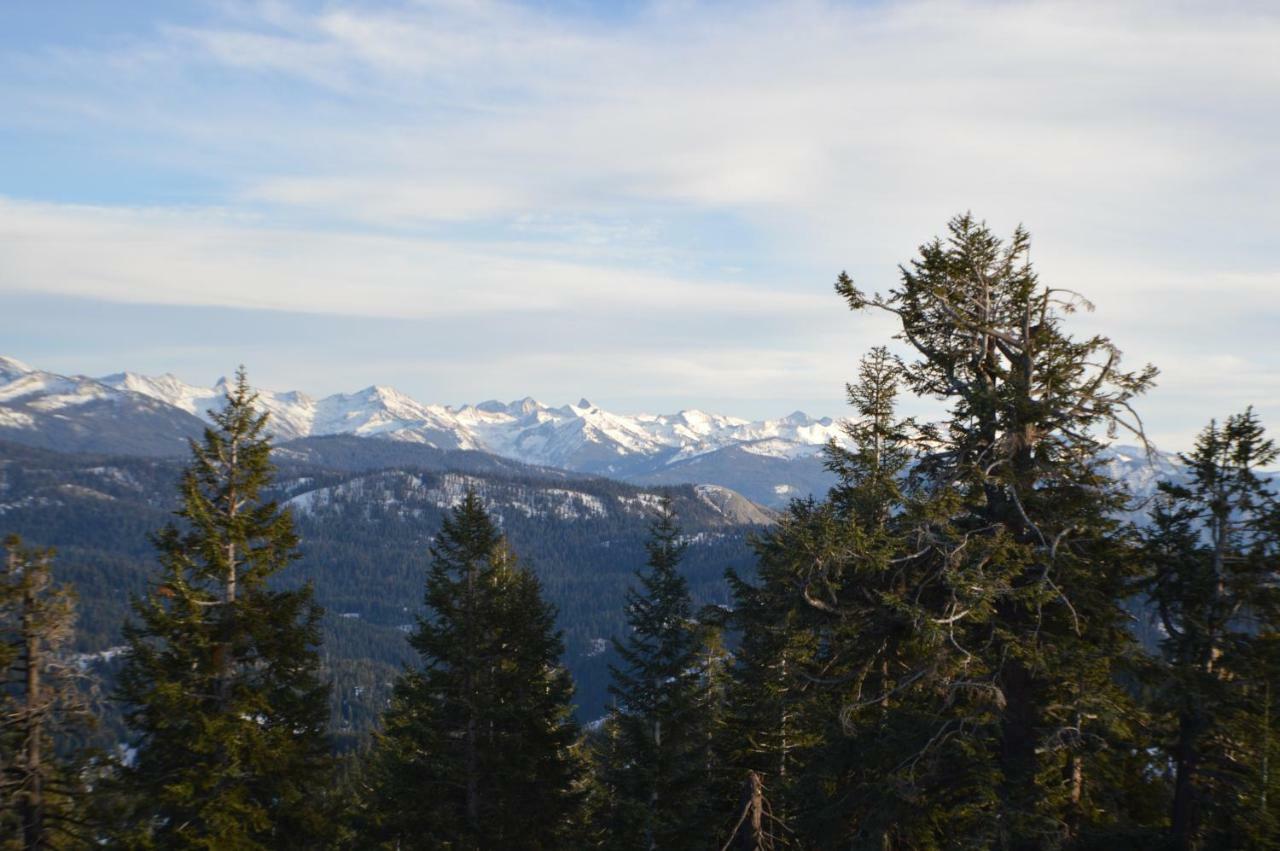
[0, 356, 205, 456]
[88, 363, 844, 477]
[0, 356, 842, 504]
[10, 356, 1265, 510]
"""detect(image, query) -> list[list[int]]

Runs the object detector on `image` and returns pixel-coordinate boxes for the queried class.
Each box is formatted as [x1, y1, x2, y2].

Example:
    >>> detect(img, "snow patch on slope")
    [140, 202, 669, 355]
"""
[288, 471, 611, 523]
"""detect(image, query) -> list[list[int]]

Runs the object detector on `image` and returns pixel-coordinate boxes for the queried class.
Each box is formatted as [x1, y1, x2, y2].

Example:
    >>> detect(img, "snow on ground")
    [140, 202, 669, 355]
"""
[0, 409, 35, 428]
[287, 471, 618, 523]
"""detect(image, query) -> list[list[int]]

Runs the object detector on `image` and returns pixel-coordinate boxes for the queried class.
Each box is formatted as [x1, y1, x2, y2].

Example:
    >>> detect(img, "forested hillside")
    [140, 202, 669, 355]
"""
[0, 438, 767, 733]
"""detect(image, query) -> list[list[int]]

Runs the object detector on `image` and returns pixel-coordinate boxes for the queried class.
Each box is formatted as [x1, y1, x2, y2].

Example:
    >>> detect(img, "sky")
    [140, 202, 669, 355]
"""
[1, 0, 1277, 449]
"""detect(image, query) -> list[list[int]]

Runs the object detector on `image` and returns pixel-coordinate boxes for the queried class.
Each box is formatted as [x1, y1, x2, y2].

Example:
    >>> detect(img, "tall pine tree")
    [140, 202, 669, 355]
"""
[599, 499, 722, 849]
[369, 491, 583, 849]
[722, 346, 942, 848]
[834, 214, 1160, 848]
[721, 498, 848, 848]
[114, 369, 332, 849]
[1142, 409, 1280, 849]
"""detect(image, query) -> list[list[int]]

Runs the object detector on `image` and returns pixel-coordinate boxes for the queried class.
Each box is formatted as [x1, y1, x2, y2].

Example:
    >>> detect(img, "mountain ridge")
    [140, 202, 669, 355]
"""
[0, 356, 842, 504]
[6, 356, 1261, 509]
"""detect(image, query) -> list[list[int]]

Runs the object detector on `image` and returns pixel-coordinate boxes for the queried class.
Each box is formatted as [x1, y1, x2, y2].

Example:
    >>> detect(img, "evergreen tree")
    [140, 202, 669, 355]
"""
[114, 369, 332, 849]
[723, 347, 941, 848]
[369, 491, 583, 849]
[1142, 409, 1280, 849]
[0, 537, 95, 850]
[721, 500, 846, 848]
[833, 214, 1160, 847]
[599, 499, 721, 849]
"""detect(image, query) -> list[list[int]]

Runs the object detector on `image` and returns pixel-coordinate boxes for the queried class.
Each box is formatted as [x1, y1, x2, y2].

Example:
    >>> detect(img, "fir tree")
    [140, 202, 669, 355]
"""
[0, 537, 95, 850]
[721, 499, 846, 847]
[835, 214, 1160, 847]
[1142, 409, 1280, 849]
[599, 499, 721, 849]
[370, 491, 583, 849]
[114, 369, 332, 849]
[723, 347, 940, 848]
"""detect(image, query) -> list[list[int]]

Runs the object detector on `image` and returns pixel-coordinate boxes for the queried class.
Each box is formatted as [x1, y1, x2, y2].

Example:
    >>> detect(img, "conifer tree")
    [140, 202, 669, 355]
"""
[834, 214, 1159, 847]
[599, 499, 721, 849]
[0, 537, 94, 850]
[1142, 409, 1280, 849]
[370, 491, 583, 849]
[723, 347, 937, 847]
[792, 347, 947, 847]
[721, 500, 846, 846]
[114, 369, 332, 849]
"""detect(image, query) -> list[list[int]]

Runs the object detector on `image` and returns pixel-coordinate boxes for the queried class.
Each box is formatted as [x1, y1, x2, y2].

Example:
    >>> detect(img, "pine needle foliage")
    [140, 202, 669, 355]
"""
[722, 214, 1166, 849]
[1142, 409, 1280, 849]
[599, 498, 723, 849]
[369, 491, 584, 850]
[113, 369, 332, 849]
[832, 214, 1162, 848]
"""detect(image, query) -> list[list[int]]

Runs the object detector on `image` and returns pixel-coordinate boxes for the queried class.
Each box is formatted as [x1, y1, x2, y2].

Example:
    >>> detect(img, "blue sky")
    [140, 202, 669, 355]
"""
[1, 0, 1277, 448]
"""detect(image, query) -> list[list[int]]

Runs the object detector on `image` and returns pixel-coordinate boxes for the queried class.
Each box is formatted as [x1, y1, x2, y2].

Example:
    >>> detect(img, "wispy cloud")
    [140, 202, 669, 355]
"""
[0, 0, 1276, 442]
[0, 197, 828, 318]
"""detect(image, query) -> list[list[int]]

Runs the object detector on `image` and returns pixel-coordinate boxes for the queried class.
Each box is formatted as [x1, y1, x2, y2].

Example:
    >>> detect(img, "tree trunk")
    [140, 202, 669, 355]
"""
[1171, 712, 1198, 851]
[1066, 750, 1084, 843]
[464, 557, 479, 833]
[726, 771, 770, 851]
[999, 659, 1039, 851]
[1263, 680, 1271, 819]
[647, 714, 661, 851]
[218, 437, 238, 711]
[22, 565, 44, 851]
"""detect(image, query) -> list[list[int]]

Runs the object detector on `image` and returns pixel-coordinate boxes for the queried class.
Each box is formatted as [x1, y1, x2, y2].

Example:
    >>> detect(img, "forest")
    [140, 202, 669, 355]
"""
[3, 215, 1278, 850]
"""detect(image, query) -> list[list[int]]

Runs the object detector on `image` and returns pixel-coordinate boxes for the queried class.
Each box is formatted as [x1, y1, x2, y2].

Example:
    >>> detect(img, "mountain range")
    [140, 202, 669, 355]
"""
[0, 355, 840, 506]
[6, 354, 1271, 512]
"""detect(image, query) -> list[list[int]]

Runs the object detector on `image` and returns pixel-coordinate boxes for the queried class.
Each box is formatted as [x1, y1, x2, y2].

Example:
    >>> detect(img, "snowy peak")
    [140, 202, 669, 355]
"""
[0, 355, 35, 380]
[8, 356, 1264, 513]
[100, 370, 223, 417]
[2, 355, 845, 474]
[0, 364, 110, 408]
[0, 359, 207, 455]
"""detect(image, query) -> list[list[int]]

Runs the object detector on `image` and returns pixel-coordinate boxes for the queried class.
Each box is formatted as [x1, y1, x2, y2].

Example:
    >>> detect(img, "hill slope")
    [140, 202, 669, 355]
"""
[0, 439, 769, 730]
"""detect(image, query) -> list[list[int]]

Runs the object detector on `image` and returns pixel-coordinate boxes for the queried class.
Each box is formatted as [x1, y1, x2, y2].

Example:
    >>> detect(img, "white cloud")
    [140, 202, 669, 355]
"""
[0, 197, 826, 319]
[21, 0, 1276, 236]
[0, 0, 1277, 446]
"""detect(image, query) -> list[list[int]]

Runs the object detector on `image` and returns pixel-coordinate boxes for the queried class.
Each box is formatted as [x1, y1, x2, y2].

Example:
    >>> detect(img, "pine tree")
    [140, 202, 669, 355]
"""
[0, 537, 95, 850]
[369, 491, 583, 849]
[114, 369, 332, 849]
[1142, 409, 1280, 849]
[721, 500, 846, 847]
[599, 499, 721, 849]
[796, 347, 951, 848]
[723, 347, 944, 848]
[835, 214, 1160, 847]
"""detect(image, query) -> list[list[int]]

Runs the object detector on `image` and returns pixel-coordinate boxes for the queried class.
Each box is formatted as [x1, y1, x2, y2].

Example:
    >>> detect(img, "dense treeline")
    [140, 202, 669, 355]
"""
[2, 215, 1278, 848]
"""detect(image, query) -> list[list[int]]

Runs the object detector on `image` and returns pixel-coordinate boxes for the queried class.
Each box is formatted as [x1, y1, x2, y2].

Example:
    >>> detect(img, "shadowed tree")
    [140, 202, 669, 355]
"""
[369, 491, 584, 849]
[1, 537, 96, 850]
[1142, 409, 1280, 849]
[598, 499, 723, 849]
